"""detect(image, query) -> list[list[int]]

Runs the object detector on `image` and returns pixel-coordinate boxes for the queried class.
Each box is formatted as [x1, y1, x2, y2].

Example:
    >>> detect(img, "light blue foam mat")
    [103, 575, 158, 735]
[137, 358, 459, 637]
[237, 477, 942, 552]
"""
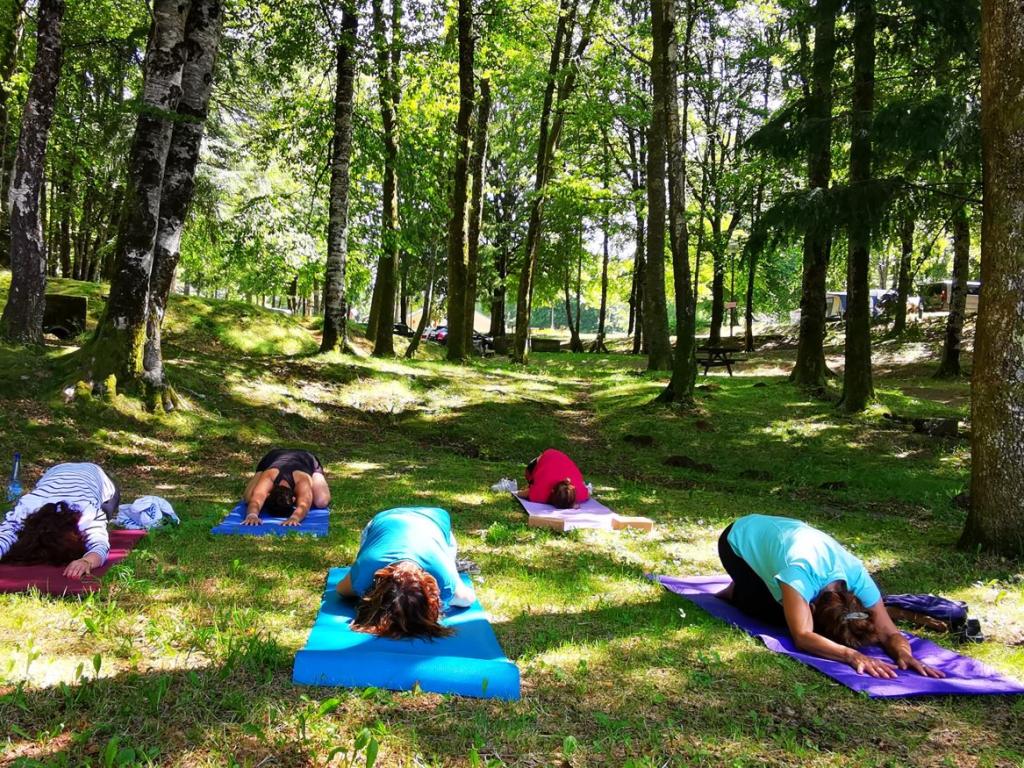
[211, 501, 330, 537]
[293, 567, 521, 700]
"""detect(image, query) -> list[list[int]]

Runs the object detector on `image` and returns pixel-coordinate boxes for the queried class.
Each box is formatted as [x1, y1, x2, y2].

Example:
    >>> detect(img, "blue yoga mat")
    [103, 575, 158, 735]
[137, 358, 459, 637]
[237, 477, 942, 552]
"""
[656, 575, 1024, 699]
[211, 502, 330, 537]
[293, 567, 521, 700]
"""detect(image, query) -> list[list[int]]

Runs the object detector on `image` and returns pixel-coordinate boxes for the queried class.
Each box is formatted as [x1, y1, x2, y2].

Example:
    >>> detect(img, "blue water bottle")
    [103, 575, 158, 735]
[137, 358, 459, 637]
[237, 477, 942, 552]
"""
[6, 452, 22, 502]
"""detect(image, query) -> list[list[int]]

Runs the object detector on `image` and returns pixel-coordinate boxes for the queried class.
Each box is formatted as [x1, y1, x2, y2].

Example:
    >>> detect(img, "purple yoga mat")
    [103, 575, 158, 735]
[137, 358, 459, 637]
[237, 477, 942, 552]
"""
[655, 574, 1024, 698]
[513, 494, 619, 531]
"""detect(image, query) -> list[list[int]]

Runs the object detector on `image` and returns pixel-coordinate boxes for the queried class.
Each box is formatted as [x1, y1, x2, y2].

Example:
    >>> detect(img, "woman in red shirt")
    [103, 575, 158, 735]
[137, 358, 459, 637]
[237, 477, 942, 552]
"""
[518, 449, 589, 509]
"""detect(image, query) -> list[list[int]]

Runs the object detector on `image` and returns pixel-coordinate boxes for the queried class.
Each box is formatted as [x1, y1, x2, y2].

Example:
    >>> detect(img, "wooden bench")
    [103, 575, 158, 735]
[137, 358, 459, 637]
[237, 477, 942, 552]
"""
[696, 345, 747, 376]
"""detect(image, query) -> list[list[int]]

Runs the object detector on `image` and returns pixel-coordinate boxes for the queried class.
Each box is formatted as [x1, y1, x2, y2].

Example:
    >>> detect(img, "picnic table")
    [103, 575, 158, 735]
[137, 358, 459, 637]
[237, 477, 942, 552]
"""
[696, 344, 747, 376]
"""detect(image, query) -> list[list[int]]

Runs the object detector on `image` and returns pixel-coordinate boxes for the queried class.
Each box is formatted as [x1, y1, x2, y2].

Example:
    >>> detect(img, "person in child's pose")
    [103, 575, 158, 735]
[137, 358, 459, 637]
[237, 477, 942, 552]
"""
[0, 462, 120, 580]
[718, 514, 944, 679]
[517, 448, 588, 509]
[242, 448, 330, 526]
[336, 507, 475, 639]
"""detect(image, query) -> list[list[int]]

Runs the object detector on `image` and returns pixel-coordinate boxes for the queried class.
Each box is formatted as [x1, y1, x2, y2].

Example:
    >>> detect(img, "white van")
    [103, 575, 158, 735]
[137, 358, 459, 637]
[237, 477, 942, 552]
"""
[921, 281, 980, 314]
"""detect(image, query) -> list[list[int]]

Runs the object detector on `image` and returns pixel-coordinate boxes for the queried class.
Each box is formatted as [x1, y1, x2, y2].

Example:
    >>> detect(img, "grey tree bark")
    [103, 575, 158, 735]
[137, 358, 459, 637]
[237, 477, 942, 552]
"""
[142, 0, 223, 410]
[934, 202, 970, 377]
[838, 0, 876, 413]
[464, 77, 491, 350]
[83, 0, 191, 386]
[0, 0, 63, 344]
[321, 5, 359, 354]
[0, 0, 26, 268]
[960, 0, 1024, 557]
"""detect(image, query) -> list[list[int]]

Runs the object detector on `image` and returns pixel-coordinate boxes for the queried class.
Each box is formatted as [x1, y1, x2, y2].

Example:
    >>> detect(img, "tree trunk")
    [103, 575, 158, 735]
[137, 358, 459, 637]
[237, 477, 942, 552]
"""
[0, 0, 63, 344]
[592, 204, 610, 353]
[838, 0, 875, 413]
[82, 0, 191, 386]
[961, 0, 1024, 556]
[891, 210, 914, 335]
[141, 0, 222, 409]
[446, 0, 475, 362]
[631, 219, 646, 355]
[658, 0, 697, 403]
[405, 253, 437, 359]
[935, 202, 970, 377]
[709, 222, 724, 345]
[511, 0, 600, 363]
[563, 263, 582, 352]
[321, 5, 358, 354]
[643, 0, 674, 372]
[0, 0, 26, 268]
[370, 0, 401, 357]
[790, 0, 840, 391]
[489, 233, 507, 337]
[464, 77, 490, 349]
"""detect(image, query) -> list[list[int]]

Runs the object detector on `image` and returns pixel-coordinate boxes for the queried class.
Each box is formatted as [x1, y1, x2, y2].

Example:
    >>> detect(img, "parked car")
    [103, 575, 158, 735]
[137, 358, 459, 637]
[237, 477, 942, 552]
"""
[393, 322, 415, 337]
[428, 326, 449, 344]
[921, 280, 980, 314]
[471, 331, 495, 355]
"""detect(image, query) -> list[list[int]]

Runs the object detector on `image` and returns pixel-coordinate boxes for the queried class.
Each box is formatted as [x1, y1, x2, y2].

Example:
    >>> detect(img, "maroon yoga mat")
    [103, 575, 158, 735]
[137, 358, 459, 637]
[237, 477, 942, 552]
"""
[0, 529, 147, 595]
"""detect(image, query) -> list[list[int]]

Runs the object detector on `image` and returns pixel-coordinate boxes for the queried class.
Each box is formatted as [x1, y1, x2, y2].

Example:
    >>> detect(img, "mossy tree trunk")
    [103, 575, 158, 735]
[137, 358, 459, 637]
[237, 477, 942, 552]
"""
[321, 4, 358, 354]
[144, 0, 223, 411]
[82, 0, 191, 386]
[838, 0, 876, 414]
[0, 0, 63, 344]
[445, 0, 475, 362]
[934, 202, 970, 377]
[790, 0, 840, 391]
[960, 0, 1024, 557]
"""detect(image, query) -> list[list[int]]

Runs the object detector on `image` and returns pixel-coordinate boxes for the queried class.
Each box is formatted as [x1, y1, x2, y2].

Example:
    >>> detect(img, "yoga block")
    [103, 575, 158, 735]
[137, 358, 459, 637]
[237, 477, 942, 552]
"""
[612, 515, 655, 532]
[293, 568, 521, 700]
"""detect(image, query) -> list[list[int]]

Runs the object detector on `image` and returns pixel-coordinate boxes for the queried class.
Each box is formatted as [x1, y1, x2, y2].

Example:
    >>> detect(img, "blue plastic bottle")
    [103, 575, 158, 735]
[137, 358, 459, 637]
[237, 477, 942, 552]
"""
[6, 452, 22, 502]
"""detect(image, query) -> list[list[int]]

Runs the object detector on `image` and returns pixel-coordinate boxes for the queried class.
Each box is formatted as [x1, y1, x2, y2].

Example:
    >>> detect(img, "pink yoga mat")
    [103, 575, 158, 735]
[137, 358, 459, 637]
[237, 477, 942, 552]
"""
[0, 529, 147, 595]
[513, 493, 648, 531]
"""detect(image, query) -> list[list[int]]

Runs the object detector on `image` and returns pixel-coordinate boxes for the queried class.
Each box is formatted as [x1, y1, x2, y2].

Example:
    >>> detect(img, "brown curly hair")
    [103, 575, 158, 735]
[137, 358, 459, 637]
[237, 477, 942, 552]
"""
[351, 561, 454, 640]
[263, 483, 296, 517]
[548, 479, 577, 509]
[1, 502, 86, 566]
[813, 588, 877, 648]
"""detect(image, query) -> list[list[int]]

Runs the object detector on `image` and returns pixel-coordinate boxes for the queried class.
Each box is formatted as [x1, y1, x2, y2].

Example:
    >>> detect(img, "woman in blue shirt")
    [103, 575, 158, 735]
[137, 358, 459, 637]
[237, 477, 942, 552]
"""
[719, 515, 943, 680]
[336, 507, 476, 639]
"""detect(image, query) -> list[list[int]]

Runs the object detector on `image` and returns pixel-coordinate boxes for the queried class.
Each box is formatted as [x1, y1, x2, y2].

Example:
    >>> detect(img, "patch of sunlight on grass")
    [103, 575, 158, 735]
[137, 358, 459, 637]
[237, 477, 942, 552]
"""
[340, 460, 383, 477]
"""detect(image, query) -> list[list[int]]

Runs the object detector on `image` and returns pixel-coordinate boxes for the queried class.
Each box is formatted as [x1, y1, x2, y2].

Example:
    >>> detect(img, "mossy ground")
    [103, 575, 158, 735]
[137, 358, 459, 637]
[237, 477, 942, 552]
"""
[0, 275, 1021, 767]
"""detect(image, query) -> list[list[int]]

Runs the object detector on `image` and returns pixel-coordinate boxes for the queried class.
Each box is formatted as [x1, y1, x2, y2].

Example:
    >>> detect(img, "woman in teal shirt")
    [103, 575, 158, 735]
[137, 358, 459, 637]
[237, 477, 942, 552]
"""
[336, 507, 476, 639]
[719, 515, 943, 680]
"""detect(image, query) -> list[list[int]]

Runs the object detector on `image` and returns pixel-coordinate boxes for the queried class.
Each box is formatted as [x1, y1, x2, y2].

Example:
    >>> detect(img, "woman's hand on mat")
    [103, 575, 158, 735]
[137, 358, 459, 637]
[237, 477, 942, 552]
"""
[281, 515, 301, 527]
[64, 558, 92, 580]
[242, 512, 262, 526]
[895, 650, 945, 678]
[848, 651, 898, 678]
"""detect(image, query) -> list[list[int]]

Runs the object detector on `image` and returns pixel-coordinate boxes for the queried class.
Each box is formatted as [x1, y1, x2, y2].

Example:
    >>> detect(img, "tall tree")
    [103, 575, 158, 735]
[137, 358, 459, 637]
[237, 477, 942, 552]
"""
[511, 0, 600, 363]
[890, 209, 914, 335]
[657, 0, 696, 402]
[463, 77, 490, 350]
[643, 0, 673, 371]
[143, 0, 223, 409]
[445, 0, 474, 362]
[369, 0, 402, 356]
[934, 201, 970, 376]
[321, 5, 359, 354]
[82, 0, 191, 386]
[790, 0, 840, 390]
[839, 0, 876, 413]
[960, 0, 1024, 557]
[0, 0, 25, 267]
[0, 0, 64, 344]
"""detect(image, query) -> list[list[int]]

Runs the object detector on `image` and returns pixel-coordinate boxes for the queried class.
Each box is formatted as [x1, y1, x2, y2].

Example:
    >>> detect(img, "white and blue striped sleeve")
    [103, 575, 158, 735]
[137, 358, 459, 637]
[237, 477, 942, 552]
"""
[79, 508, 111, 564]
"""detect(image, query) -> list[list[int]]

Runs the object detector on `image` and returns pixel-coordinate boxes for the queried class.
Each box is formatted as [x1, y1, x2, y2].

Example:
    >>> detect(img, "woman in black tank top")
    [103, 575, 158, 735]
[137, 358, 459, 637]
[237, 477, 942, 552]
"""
[242, 449, 330, 526]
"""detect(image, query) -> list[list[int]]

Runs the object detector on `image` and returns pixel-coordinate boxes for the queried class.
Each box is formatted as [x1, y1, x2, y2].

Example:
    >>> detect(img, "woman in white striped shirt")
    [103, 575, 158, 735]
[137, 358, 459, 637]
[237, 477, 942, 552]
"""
[0, 462, 120, 579]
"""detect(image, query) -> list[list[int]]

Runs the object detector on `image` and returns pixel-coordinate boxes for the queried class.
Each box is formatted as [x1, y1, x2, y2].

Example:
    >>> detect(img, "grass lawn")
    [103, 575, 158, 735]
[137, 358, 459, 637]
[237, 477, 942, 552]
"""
[1, 276, 1022, 767]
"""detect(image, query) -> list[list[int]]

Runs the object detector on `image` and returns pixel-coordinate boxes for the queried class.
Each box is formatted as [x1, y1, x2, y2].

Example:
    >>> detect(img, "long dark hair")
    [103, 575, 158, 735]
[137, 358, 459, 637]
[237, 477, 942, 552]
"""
[1, 502, 86, 566]
[813, 589, 877, 648]
[351, 561, 453, 640]
[548, 479, 577, 509]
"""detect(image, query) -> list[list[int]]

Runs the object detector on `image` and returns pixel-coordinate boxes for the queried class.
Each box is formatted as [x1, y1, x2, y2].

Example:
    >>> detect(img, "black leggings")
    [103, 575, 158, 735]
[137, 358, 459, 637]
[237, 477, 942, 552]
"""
[718, 523, 786, 626]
